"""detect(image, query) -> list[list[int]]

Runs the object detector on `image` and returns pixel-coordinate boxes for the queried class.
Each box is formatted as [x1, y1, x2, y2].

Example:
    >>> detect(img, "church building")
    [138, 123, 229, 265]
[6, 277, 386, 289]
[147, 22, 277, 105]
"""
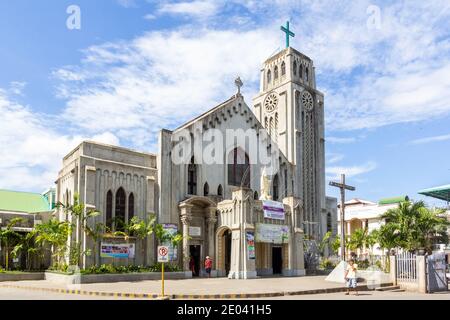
[55, 36, 337, 278]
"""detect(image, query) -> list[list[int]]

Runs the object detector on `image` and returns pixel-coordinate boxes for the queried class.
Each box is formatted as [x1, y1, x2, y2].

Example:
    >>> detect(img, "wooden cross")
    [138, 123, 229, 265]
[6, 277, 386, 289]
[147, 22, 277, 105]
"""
[329, 174, 355, 261]
[280, 21, 295, 48]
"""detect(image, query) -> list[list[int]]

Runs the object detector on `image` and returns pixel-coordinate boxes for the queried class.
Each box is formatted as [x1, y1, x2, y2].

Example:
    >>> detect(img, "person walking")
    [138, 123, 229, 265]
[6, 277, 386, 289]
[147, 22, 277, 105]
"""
[205, 256, 213, 278]
[344, 259, 358, 296]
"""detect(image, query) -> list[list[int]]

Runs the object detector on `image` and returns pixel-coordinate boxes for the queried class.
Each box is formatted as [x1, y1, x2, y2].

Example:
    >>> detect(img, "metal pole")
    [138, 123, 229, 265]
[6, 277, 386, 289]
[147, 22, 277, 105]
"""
[161, 262, 165, 297]
[340, 174, 346, 261]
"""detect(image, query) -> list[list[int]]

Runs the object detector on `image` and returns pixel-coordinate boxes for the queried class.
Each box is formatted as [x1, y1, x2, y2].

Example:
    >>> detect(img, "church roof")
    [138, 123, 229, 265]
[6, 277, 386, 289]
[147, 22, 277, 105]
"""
[174, 95, 238, 132]
[0, 190, 52, 214]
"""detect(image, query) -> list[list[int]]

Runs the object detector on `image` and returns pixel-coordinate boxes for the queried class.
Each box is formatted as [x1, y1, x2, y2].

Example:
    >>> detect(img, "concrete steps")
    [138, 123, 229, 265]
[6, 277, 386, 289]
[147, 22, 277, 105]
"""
[375, 285, 401, 291]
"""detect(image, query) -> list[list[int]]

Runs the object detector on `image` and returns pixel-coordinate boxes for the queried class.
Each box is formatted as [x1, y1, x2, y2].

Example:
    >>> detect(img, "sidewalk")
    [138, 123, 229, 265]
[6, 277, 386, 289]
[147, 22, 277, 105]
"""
[0, 276, 392, 299]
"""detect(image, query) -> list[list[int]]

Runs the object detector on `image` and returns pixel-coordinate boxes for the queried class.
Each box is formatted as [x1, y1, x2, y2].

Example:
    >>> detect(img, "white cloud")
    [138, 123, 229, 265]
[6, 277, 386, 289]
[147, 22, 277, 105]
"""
[326, 161, 377, 181]
[157, 1, 220, 18]
[326, 153, 345, 164]
[55, 26, 279, 150]
[409, 133, 450, 145]
[0, 87, 120, 192]
[117, 0, 137, 8]
[326, 137, 357, 144]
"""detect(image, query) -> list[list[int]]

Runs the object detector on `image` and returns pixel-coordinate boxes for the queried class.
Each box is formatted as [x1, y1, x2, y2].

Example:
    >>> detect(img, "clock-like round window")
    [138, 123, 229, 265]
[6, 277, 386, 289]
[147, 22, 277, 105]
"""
[264, 92, 278, 113]
[302, 91, 314, 112]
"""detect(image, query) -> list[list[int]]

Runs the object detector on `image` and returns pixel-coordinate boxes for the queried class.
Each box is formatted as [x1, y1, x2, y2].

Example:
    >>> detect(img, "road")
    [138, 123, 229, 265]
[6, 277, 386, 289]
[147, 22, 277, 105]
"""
[1, 286, 450, 300]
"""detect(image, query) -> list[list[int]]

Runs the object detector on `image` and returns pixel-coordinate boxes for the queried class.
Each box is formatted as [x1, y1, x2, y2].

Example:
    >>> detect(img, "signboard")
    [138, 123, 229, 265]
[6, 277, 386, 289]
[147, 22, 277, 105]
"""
[246, 231, 256, 260]
[101, 243, 135, 259]
[189, 226, 202, 237]
[255, 223, 289, 244]
[162, 223, 178, 261]
[262, 200, 285, 220]
[158, 246, 169, 263]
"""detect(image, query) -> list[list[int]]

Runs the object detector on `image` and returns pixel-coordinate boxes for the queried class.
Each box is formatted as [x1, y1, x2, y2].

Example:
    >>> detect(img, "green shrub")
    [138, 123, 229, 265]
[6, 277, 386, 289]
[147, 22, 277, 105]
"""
[79, 263, 182, 275]
[357, 259, 370, 270]
[319, 259, 336, 270]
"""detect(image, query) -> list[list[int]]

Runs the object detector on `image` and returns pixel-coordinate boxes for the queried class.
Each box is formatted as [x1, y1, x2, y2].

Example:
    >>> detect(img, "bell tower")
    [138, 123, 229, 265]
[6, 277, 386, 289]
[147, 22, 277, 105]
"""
[252, 32, 326, 239]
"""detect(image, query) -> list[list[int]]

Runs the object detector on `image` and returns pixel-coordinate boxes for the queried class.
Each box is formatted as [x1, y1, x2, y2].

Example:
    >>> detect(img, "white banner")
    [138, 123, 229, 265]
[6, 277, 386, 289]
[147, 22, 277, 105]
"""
[262, 200, 285, 220]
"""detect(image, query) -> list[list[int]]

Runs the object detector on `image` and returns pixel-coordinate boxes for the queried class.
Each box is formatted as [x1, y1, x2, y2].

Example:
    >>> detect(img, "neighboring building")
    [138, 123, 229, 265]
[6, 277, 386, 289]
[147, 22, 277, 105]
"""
[337, 196, 409, 256]
[55, 141, 158, 268]
[56, 44, 337, 278]
[418, 184, 450, 252]
[0, 189, 54, 269]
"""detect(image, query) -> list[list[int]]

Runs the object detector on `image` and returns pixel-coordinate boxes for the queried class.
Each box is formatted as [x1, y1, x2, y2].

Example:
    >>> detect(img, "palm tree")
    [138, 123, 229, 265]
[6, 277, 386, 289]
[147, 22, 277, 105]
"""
[0, 218, 25, 270]
[379, 201, 449, 253]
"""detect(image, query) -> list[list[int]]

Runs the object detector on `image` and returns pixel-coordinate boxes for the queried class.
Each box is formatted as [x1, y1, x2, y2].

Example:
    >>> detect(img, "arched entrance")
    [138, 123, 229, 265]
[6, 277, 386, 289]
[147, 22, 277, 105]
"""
[216, 227, 232, 277]
[179, 196, 217, 276]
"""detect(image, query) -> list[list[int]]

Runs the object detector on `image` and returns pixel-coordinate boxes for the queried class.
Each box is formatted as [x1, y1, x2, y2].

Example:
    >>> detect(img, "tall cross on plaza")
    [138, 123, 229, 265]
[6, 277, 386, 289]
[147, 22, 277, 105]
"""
[329, 174, 355, 261]
[280, 21, 295, 48]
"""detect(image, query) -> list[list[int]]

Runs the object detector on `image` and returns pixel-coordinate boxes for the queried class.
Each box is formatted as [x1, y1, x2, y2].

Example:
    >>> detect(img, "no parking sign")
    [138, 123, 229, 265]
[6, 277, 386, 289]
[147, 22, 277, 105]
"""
[158, 246, 169, 263]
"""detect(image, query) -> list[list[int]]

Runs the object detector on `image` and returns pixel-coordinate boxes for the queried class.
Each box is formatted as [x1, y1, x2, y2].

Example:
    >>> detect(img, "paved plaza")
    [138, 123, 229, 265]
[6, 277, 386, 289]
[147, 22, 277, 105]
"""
[0, 276, 349, 297]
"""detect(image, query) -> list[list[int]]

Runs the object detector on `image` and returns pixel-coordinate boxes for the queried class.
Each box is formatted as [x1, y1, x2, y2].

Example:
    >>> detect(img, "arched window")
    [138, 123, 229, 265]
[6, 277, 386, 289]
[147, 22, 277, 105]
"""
[254, 191, 259, 200]
[327, 213, 332, 232]
[106, 190, 113, 229]
[188, 156, 197, 195]
[264, 116, 268, 130]
[267, 69, 272, 84]
[299, 64, 303, 79]
[269, 117, 274, 136]
[272, 174, 279, 201]
[204, 182, 209, 196]
[227, 147, 250, 187]
[284, 168, 288, 197]
[305, 67, 309, 81]
[281, 62, 286, 76]
[115, 188, 126, 231]
[274, 66, 279, 80]
[217, 184, 223, 196]
[274, 113, 279, 136]
[293, 61, 297, 76]
[128, 193, 134, 221]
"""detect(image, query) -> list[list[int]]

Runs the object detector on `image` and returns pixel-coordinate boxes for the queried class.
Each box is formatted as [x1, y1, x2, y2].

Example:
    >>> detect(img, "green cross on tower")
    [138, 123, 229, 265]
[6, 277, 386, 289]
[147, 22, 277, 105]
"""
[280, 21, 295, 48]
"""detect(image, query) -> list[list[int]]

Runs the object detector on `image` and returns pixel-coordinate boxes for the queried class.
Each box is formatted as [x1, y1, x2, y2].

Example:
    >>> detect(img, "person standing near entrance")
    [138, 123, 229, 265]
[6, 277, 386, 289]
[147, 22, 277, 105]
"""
[344, 259, 358, 296]
[189, 256, 196, 276]
[205, 256, 213, 278]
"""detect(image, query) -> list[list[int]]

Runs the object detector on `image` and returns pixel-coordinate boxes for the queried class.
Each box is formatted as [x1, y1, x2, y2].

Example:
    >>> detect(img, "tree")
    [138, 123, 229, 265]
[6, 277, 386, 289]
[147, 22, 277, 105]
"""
[57, 193, 100, 267]
[0, 218, 25, 270]
[34, 218, 72, 269]
[379, 201, 449, 253]
[125, 215, 156, 266]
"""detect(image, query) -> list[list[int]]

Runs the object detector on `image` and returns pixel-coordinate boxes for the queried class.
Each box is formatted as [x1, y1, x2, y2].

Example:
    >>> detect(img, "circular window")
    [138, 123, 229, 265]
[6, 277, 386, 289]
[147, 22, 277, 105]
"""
[264, 92, 279, 113]
[302, 91, 314, 112]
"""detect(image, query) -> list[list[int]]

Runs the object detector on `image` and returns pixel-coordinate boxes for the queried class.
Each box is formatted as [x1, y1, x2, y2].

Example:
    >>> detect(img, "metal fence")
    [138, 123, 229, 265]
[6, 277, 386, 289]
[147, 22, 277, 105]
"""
[396, 252, 417, 283]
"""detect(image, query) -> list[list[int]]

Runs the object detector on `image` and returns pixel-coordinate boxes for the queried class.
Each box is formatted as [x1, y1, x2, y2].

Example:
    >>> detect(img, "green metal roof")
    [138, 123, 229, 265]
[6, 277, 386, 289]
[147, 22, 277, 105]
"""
[0, 190, 51, 213]
[418, 184, 450, 202]
[378, 196, 409, 205]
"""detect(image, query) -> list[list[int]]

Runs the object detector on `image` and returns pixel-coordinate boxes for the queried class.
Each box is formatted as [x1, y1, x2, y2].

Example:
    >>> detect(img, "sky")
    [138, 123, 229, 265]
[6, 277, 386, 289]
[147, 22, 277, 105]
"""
[0, 0, 449, 207]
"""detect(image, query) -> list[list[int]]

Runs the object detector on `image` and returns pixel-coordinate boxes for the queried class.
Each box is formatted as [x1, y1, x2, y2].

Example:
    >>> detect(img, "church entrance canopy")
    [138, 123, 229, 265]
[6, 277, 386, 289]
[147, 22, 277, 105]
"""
[418, 184, 450, 202]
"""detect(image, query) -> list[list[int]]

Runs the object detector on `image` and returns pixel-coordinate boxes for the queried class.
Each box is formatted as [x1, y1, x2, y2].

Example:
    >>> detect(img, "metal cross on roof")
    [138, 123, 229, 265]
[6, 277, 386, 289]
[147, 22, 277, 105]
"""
[280, 21, 295, 48]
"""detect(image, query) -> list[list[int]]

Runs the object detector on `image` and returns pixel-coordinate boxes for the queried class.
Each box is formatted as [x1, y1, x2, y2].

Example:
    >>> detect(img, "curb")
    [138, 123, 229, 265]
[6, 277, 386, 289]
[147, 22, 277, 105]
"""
[0, 283, 393, 300]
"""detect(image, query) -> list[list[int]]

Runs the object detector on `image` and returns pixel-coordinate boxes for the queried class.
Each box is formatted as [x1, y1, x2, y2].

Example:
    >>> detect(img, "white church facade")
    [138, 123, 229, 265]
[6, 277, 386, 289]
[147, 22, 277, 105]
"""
[55, 45, 337, 279]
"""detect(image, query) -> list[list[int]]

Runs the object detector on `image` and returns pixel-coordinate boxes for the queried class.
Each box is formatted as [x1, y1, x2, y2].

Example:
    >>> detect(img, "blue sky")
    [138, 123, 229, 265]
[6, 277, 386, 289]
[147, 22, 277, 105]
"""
[0, 0, 449, 207]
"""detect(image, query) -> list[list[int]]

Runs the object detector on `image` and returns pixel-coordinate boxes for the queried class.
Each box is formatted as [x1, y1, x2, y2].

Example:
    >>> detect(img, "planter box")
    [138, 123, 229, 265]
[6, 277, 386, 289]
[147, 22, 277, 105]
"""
[45, 271, 192, 284]
[0, 272, 45, 282]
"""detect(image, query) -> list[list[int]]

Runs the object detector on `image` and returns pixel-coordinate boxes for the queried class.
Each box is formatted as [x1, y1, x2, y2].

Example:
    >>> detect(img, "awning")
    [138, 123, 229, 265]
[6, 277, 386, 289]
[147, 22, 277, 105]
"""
[378, 196, 409, 205]
[418, 184, 450, 202]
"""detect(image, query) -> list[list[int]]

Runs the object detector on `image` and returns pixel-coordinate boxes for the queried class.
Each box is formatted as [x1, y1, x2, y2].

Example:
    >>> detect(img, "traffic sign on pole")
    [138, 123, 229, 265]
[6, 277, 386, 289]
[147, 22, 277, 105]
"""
[157, 246, 169, 298]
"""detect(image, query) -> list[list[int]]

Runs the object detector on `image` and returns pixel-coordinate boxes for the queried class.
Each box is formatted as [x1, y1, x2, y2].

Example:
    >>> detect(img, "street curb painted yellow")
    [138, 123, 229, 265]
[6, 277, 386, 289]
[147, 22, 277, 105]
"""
[0, 283, 393, 299]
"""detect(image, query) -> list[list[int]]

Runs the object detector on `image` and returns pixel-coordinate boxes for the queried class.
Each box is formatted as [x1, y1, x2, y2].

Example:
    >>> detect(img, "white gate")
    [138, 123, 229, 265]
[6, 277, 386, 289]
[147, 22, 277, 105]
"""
[396, 252, 417, 283]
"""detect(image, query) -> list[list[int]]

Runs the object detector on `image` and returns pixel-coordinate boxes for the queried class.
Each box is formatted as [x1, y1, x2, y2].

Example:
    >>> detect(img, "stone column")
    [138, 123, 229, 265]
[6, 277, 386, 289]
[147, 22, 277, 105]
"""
[207, 207, 217, 269]
[180, 204, 193, 271]
[417, 255, 427, 293]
